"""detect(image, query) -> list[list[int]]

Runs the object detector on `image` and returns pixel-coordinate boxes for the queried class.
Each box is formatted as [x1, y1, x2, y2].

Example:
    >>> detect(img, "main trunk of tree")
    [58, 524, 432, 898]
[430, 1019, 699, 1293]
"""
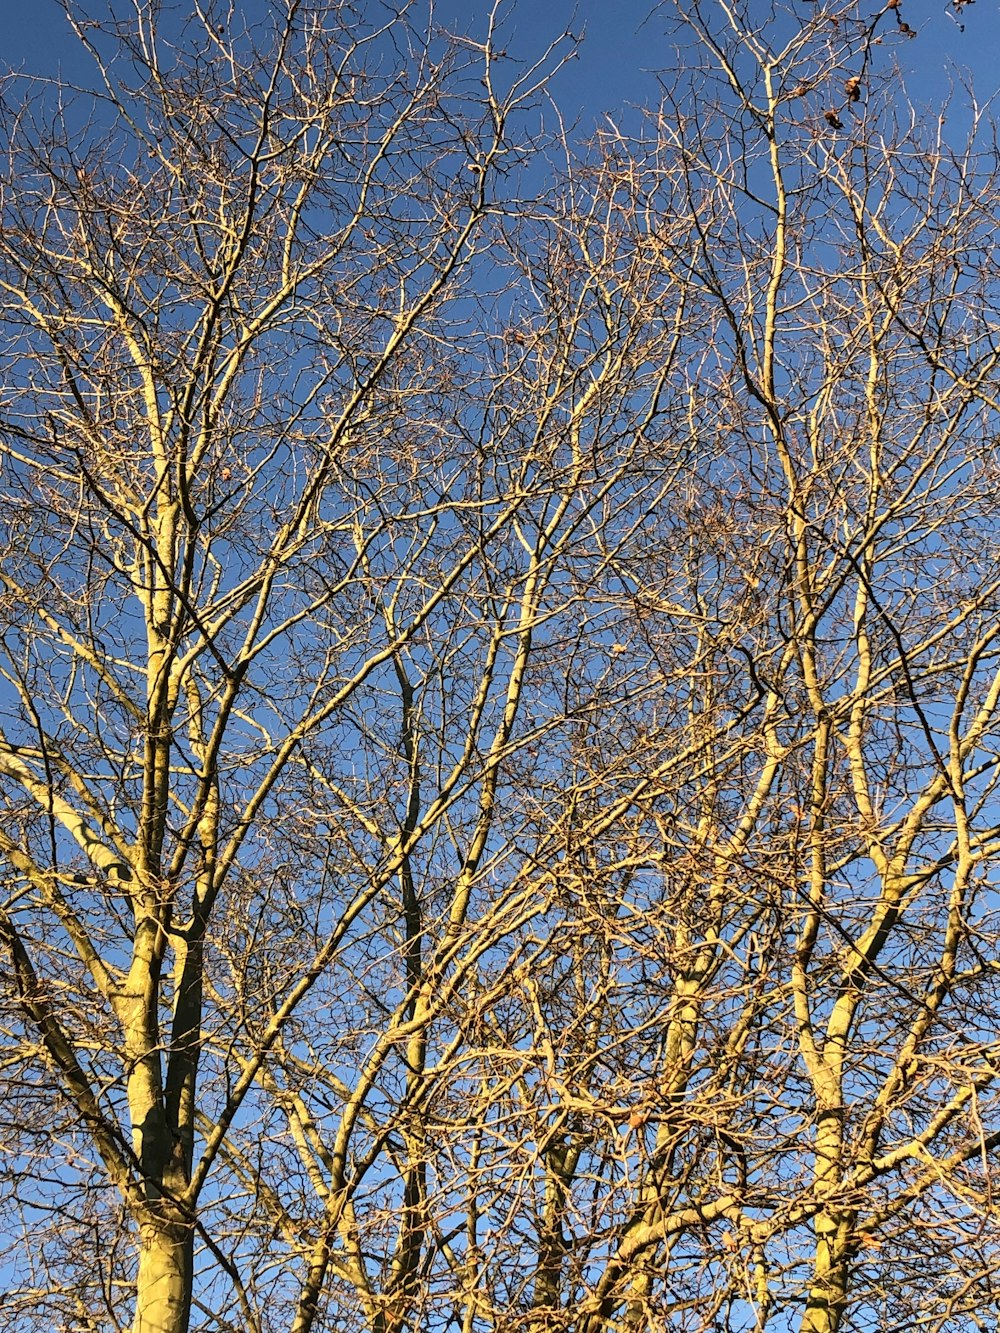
[800, 1097, 851, 1333]
[132, 1210, 194, 1333]
[800, 1212, 850, 1333]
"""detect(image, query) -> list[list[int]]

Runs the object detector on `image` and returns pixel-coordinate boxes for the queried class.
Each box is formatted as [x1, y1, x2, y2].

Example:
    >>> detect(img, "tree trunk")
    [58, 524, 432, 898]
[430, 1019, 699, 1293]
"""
[800, 1210, 851, 1333]
[132, 1209, 194, 1333]
[800, 1101, 852, 1333]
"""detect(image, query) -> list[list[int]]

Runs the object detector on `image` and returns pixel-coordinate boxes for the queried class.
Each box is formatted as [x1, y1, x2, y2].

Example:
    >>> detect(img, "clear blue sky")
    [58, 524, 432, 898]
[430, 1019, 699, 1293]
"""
[3, 1, 999, 134]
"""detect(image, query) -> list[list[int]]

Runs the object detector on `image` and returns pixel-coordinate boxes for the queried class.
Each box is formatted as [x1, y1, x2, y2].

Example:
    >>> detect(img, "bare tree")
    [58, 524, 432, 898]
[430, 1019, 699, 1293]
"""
[0, 3, 586, 1327]
[473, 6, 1000, 1332]
[3, 2, 1000, 1332]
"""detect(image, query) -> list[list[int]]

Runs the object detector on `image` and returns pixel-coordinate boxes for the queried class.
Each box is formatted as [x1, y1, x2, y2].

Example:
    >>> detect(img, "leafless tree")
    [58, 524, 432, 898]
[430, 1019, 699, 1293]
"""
[2, 2, 1000, 1332]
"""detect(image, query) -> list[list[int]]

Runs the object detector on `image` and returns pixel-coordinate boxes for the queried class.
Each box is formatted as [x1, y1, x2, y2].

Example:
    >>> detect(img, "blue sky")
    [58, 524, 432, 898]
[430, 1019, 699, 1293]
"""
[478, 0, 1000, 128]
[4, 1, 999, 135]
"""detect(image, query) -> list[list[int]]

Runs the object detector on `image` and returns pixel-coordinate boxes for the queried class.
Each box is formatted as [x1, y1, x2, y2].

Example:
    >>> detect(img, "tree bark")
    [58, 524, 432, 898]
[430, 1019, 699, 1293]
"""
[801, 1212, 851, 1333]
[132, 1209, 194, 1333]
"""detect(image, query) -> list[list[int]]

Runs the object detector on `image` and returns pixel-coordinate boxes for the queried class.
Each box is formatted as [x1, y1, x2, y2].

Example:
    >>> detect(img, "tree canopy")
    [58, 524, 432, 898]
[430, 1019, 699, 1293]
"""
[2, 3, 1000, 1332]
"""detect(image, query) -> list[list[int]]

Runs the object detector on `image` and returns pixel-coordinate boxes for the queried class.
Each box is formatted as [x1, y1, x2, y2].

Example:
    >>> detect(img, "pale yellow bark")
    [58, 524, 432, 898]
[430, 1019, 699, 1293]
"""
[132, 1214, 193, 1333]
[800, 1209, 852, 1333]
